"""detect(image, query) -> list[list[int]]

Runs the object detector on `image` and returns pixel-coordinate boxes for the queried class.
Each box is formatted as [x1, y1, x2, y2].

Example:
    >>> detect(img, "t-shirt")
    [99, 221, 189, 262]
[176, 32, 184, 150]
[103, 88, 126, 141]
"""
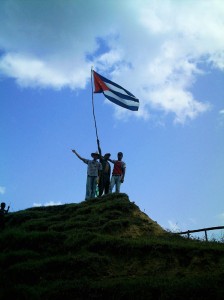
[111, 160, 126, 176]
[101, 159, 111, 175]
[83, 159, 102, 176]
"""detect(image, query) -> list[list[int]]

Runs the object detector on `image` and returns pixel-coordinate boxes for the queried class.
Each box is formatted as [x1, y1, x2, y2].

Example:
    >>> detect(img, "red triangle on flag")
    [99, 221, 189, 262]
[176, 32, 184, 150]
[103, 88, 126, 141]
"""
[93, 71, 110, 93]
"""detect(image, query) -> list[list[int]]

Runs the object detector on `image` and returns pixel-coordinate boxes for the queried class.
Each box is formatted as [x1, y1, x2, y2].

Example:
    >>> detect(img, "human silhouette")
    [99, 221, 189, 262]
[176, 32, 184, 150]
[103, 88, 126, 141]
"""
[0, 202, 10, 229]
[98, 153, 111, 196]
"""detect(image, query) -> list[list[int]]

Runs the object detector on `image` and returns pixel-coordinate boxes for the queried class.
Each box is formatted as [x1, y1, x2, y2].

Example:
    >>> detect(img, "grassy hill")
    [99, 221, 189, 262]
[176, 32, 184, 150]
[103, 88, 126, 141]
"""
[0, 193, 224, 299]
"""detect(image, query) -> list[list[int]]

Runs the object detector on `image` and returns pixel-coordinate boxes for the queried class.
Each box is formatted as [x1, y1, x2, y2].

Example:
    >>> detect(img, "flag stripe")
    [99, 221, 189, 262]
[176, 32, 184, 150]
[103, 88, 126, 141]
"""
[97, 73, 136, 98]
[103, 91, 139, 111]
[105, 85, 139, 103]
[105, 82, 138, 101]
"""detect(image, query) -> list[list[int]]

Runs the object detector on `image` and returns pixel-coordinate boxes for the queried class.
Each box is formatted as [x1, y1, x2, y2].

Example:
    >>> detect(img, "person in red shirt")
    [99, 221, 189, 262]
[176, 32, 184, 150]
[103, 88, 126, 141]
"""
[109, 152, 126, 193]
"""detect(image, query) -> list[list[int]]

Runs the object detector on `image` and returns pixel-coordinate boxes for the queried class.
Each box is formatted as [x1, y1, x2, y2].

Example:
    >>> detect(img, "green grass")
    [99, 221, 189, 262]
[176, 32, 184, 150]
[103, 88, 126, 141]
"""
[0, 193, 224, 299]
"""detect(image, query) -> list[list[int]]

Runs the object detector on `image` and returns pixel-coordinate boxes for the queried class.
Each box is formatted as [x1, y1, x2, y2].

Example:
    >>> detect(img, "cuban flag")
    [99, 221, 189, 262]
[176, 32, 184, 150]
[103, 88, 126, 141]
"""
[92, 70, 139, 111]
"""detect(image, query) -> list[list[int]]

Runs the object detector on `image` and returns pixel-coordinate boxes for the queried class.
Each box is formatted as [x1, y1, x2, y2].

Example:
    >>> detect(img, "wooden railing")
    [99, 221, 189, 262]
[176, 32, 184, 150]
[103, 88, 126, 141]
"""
[177, 226, 224, 242]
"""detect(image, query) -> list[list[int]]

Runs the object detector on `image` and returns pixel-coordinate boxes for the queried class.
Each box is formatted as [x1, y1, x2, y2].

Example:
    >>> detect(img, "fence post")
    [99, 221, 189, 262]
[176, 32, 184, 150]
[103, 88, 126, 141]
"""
[177, 226, 224, 241]
[205, 230, 208, 242]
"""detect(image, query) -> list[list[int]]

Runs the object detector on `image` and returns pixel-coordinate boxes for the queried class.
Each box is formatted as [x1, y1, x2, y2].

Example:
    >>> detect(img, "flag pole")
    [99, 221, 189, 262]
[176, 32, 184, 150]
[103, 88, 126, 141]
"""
[91, 67, 102, 157]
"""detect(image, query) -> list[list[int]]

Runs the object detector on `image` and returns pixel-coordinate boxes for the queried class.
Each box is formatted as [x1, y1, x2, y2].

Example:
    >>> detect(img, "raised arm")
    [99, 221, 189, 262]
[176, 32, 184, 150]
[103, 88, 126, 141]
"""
[72, 149, 86, 163]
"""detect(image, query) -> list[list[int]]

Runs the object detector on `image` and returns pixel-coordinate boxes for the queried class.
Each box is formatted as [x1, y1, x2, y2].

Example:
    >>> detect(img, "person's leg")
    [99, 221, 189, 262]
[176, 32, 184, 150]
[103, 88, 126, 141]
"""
[85, 176, 91, 200]
[109, 176, 115, 193]
[91, 176, 97, 198]
[115, 176, 121, 193]
[104, 175, 110, 194]
[98, 175, 104, 196]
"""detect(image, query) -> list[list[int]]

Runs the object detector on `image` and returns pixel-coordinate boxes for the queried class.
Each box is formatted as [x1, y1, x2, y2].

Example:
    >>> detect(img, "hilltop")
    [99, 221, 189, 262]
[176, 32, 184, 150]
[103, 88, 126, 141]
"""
[0, 193, 224, 299]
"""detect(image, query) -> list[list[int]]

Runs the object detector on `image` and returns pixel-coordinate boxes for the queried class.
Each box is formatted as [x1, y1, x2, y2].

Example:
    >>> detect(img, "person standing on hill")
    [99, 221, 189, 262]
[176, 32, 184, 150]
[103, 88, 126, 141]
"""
[72, 150, 102, 200]
[98, 153, 111, 196]
[0, 202, 10, 229]
[0, 202, 10, 214]
[109, 152, 126, 193]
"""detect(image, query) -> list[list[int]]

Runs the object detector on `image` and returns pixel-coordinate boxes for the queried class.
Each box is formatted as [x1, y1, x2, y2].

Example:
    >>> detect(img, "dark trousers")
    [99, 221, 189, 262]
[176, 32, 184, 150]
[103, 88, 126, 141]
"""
[99, 174, 110, 196]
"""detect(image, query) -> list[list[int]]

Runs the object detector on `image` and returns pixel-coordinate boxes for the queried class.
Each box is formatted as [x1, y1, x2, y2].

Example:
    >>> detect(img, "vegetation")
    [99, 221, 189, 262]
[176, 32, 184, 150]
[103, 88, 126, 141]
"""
[0, 193, 223, 299]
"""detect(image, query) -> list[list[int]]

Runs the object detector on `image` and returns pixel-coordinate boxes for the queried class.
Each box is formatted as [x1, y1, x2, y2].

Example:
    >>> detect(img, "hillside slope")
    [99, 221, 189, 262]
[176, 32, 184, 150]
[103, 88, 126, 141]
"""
[0, 193, 224, 299]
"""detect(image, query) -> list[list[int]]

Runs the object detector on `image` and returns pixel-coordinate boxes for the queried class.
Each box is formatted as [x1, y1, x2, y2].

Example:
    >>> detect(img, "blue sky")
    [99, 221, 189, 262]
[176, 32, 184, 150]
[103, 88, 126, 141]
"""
[0, 0, 224, 237]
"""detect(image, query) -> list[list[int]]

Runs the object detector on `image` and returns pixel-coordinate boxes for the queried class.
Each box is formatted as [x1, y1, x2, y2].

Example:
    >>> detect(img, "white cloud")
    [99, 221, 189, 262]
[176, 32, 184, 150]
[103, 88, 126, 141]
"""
[0, 53, 89, 89]
[167, 218, 197, 232]
[0, 0, 223, 123]
[218, 109, 224, 126]
[33, 201, 62, 207]
[168, 220, 181, 232]
[0, 186, 6, 195]
[218, 213, 224, 221]
[33, 203, 42, 207]
[44, 201, 62, 206]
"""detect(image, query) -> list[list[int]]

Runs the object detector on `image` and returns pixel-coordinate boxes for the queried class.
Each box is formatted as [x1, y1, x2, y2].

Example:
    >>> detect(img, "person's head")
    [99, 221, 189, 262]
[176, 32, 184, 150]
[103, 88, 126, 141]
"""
[117, 152, 123, 161]
[104, 153, 111, 160]
[91, 152, 99, 160]
[1, 202, 6, 209]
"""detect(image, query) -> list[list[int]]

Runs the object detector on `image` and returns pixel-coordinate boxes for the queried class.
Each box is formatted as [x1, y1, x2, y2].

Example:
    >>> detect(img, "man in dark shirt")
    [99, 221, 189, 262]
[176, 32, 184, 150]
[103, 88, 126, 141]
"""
[98, 153, 111, 196]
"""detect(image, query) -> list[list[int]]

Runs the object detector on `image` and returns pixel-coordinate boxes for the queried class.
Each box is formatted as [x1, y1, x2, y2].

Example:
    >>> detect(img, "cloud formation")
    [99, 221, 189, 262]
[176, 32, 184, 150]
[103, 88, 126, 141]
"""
[168, 220, 180, 232]
[218, 109, 224, 126]
[33, 201, 62, 207]
[0, 186, 6, 195]
[218, 213, 224, 221]
[0, 0, 223, 123]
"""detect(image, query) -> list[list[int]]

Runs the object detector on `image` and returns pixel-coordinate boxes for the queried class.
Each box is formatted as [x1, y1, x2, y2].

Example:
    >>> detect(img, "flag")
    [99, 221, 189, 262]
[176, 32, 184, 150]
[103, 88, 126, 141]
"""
[92, 70, 139, 111]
